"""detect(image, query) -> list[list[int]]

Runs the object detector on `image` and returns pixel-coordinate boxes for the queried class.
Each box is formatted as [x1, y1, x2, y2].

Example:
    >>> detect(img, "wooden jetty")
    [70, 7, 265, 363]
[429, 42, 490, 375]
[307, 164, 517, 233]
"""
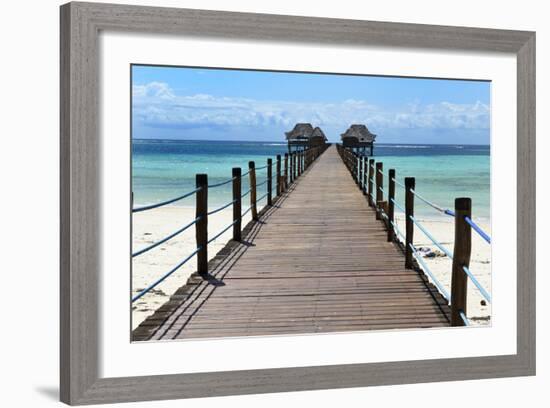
[133, 145, 452, 341]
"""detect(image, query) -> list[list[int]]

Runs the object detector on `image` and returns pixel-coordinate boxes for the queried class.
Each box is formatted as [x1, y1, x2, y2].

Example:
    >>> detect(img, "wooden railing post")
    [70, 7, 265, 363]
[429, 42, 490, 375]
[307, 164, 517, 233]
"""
[284, 153, 289, 190]
[232, 168, 242, 241]
[368, 159, 375, 206]
[356, 152, 360, 183]
[405, 177, 415, 269]
[450, 197, 472, 326]
[196, 174, 208, 277]
[276, 154, 281, 195]
[298, 151, 302, 176]
[267, 159, 273, 206]
[362, 156, 368, 195]
[375, 162, 383, 220]
[359, 155, 364, 191]
[249, 161, 258, 220]
[387, 169, 395, 242]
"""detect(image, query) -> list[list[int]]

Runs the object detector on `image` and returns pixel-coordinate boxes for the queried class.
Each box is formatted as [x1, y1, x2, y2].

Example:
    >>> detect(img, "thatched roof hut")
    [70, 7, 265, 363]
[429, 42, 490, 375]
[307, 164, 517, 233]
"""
[285, 123, 314, 140]
[340, 124, 376, 144]
[309, 127, 328, 147]
[341, 124, 376, 154]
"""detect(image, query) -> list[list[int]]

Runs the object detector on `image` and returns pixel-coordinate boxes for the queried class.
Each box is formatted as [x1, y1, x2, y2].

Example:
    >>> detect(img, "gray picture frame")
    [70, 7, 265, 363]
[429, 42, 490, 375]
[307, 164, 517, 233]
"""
[60, 2, 536, 405]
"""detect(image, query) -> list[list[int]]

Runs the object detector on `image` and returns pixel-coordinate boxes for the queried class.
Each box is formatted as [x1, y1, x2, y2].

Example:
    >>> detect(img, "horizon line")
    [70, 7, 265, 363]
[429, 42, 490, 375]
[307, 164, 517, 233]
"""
[132, 138, 490, 147]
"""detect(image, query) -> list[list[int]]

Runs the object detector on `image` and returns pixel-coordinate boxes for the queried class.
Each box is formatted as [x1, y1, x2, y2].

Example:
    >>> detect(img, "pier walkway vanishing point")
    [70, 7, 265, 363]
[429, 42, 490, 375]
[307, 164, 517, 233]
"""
[132, 145, 474, 341]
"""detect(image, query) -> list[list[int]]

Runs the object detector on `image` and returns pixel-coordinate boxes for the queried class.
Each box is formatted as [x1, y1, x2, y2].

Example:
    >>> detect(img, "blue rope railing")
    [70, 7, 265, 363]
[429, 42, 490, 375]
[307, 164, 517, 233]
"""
[208, 220, 238, 245]
[465, 216, 491, 244]
[409, 215, 454, 259]
[132, 246, 202, 302]
[391, 177, 405, 189]
[391, 220, 406, 241]
[132, 217, 201, 258]
[207, 199, 237, 216]
[459, 310, 470, 326]
[133, 187, 201, 213]
[462, 265, 492, 303]
[409, 243, 450, 302]
[408, 188, 491, 244]
[257, 192, 269, 202]
[390, 197, 405, 213]
[242, 205, 252, 217]
[208, 177, 236, 189]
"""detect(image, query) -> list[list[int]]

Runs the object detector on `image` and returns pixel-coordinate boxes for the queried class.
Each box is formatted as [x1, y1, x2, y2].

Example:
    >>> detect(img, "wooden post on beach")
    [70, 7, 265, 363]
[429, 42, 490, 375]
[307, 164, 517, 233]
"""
[267, 159, 273, 206]
[387, 169, 396, 242]
[196, 174, 208, 277]
[249, 161, 258, 221]
[284, 153, 289, 190]
[375, 162, 383, 220]
[368, 159, 375, 206]
[450, 197, 472, 326]
[276, 155, 281, 196]
[405, 177, 415, 269]
[232, 167, 242, 241]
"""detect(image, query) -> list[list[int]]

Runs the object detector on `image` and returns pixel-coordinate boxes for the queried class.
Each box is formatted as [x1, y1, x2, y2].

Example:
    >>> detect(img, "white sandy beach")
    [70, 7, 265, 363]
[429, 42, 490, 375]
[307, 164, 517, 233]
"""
[132, 207, 491, 328]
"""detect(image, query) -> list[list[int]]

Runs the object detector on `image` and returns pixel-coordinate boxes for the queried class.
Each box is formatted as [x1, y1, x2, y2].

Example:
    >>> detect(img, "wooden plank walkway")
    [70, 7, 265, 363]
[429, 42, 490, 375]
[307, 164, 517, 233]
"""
[133, 146, 450, 341]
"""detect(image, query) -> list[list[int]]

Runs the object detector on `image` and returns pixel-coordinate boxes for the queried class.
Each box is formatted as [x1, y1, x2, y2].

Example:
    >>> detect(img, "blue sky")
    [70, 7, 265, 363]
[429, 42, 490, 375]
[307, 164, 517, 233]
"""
[132, 65, 490, 144]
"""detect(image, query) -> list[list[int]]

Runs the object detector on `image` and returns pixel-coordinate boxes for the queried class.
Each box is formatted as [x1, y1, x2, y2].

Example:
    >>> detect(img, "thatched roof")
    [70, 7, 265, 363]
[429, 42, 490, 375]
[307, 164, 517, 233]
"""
[340, 124, 376, 143]
[285, 123, 314, 140]
[311, 127, 327, 141]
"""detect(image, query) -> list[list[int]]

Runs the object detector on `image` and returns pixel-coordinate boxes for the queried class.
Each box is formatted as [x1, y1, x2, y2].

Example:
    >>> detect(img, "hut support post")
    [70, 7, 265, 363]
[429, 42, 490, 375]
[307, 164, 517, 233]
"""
[232, 168, 242, 241]
[405, 177, 415, 269]
[196, 174, 208, 278]
[387, 169, 395, 242]
[249, 161, 258, 221]
[450, 198, 472, 326]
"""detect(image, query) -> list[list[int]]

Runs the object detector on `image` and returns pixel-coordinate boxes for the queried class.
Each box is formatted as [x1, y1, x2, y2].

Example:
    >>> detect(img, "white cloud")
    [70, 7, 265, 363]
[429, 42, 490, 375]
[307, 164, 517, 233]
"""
[132, 82, 489, 131]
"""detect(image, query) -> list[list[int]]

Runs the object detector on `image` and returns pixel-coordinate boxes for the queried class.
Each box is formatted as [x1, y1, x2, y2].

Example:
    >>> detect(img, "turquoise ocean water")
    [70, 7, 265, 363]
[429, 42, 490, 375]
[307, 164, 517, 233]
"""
[132, 140, 490, 220]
